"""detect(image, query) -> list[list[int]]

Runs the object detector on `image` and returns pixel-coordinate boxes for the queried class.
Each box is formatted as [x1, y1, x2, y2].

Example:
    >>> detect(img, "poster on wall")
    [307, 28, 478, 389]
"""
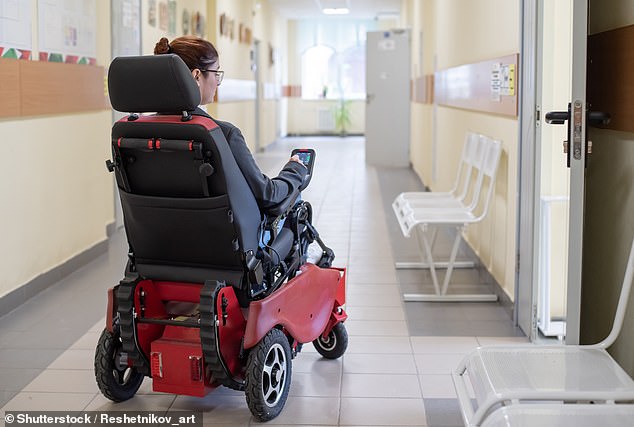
[158, 1, 167, 31]
[182, 9, 190, 34]
[38, 0, 97, 64]
[148, 0, 156, 27]
[112, 0, 141, 57]
[0, 0, 33, 59]
[168, 0, 176, 34]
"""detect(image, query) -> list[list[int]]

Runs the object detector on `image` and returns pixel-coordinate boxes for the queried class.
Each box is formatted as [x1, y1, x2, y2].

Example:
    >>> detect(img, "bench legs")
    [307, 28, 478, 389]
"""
[401, 226, 498, 302]
[395, 226, 476, 270]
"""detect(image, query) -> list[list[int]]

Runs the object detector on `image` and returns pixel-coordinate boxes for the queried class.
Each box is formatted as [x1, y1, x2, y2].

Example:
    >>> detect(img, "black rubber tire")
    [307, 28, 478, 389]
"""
[94, 328, 144, 402]
[313, 322, 348, 359]
[245, 328, 292, 421]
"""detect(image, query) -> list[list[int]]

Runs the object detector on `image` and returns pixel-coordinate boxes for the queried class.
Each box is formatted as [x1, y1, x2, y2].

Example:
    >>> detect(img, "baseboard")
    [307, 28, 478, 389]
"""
[0, 238, 109, 318]
[286, 132, 364, 137]
[106, 221, 117, 237]
[459, 239, 514, 318]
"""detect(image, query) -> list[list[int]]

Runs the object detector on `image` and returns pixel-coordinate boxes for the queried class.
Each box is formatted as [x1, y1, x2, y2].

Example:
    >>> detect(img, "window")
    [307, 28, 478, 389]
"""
[301, 45, 336, 99]
[298, 20, 374, 100]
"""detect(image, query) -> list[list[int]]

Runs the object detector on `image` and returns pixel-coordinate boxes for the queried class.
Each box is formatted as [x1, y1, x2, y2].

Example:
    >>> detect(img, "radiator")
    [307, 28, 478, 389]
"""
[317, 108, 335, 131]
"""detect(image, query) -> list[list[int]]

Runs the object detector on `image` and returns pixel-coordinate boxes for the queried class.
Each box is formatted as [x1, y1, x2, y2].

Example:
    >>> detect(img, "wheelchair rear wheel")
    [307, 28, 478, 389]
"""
[245, 328, 292, 421]
[94, 328, 144, 402]
[313, 323, 348, 359]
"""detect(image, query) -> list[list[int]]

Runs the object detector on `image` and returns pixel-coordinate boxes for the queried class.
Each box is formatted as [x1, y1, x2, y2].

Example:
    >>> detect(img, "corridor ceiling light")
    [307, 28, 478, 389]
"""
[323, 7, 350, 14]
[317, 0, 350, 15]
[375, 11, 400, 20]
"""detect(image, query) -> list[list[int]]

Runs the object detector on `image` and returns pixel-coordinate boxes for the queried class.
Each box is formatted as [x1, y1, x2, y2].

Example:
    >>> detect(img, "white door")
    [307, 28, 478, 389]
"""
[520, 0, 599, 344]
[365, 30, 410, 167]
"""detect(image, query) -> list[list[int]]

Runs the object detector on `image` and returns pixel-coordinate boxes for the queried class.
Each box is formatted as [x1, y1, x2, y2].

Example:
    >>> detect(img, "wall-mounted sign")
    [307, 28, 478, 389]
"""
[38, 0, 97, 64]
[0, 0, 33, 59]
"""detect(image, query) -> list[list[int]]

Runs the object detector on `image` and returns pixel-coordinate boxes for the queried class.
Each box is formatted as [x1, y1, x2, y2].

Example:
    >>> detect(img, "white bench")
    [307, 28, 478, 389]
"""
[481, 404, 634, 427]
[452, 237, 634, 426]
[392, 136, 503, 302]
[393, 132, 483, 212]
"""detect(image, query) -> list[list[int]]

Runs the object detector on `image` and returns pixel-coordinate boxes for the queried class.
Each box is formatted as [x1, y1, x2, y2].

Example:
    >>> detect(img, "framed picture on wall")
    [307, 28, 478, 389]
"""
[148, 0, 156, 27]
[182, 9, 190, 35]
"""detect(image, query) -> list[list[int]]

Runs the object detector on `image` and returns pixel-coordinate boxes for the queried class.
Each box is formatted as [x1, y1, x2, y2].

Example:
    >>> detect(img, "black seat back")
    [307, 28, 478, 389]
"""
[108, 54, 261, 286]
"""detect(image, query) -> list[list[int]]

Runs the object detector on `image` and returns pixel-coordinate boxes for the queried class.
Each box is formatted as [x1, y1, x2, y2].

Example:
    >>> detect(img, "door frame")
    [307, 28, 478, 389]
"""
[564, 0, 589, 345]
[517, 0, 539, 340]
[517, 0, 587, 344]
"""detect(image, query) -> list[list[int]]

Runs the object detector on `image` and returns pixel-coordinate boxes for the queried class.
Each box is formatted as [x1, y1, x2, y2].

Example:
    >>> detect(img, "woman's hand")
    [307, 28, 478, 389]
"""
[290, 155, 306, 167]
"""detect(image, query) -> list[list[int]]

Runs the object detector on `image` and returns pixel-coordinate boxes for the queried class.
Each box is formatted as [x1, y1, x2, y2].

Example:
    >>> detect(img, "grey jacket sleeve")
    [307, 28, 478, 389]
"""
[219, 121, 307, 209]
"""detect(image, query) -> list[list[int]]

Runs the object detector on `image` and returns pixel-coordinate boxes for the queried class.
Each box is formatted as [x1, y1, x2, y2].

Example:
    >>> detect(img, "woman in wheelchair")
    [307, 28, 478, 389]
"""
[154, 36, 306, 211]
[98, 36, 347, 422]
[152, 36, 334, 282]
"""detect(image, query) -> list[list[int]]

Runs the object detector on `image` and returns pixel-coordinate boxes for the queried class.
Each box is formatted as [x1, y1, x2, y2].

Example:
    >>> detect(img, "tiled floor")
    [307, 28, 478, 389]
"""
[0, 136, 528, 426]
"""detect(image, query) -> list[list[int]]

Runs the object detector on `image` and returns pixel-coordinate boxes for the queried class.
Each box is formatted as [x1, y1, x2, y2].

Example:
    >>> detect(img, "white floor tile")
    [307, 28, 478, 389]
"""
[169, 394, 252, 425]
[70, 332, 101, 350]
[476, 336, 530, 346]
[346, 335, 412, 354]
[414, 354, 466, 375]
[344, 320, 409, 336]
[339, 397, 426, 426]
[84, 392, 176, 412]
[292, 352, 342, 376]
[342, 373, 422, 398]
[290, 372, 341, 397]
[23, 369, 99, 394]
[262, 396, 340, 425]
[48, 349, 94, 370]
[344, 306, 405, 321]
[1, 391, 96, 411]
[410, 336, 480, 354]
[343, 354, 417, 374]
[419, 374, 458, 399]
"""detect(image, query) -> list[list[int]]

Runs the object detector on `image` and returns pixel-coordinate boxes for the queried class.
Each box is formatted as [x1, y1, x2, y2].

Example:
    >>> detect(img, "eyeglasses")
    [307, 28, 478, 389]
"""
[202, 69, 224, 85]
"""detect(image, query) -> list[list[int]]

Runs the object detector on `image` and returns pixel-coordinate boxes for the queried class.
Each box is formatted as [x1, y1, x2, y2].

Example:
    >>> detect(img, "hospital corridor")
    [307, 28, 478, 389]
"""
[1, 1, 634, 426]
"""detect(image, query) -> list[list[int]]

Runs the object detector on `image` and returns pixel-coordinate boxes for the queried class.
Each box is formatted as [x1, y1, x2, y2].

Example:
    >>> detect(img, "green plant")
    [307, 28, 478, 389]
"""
[333, 99, 352, 135]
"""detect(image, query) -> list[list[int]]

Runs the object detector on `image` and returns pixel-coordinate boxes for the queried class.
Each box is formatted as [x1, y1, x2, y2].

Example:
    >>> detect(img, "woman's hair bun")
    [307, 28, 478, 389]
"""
[154, 37, 171, 55]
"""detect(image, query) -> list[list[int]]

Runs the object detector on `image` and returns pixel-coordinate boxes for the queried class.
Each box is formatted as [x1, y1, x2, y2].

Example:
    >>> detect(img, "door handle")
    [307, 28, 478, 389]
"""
[545, 104, 611, 167]
[545, 110, 569, 125]
[587, 111, 610, 127]
[545, 108, 610, 126]
[366, 93, 375, 105]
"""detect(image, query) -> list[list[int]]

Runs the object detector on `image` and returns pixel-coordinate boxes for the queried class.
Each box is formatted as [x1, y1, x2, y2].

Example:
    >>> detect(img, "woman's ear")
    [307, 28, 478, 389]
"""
[191, 69, 201, 82]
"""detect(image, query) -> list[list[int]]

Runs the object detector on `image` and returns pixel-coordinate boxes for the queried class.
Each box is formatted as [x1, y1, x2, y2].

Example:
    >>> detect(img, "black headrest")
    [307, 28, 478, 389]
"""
[108, 54, 201, 113]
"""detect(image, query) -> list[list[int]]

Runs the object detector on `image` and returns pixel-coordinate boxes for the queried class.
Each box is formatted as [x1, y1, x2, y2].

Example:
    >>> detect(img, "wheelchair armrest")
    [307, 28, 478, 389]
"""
[264, 187, 300, 218]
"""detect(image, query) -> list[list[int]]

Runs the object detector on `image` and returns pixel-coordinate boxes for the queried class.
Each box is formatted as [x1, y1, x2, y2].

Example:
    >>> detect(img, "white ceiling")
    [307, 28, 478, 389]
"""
[265, 0, 402, 20]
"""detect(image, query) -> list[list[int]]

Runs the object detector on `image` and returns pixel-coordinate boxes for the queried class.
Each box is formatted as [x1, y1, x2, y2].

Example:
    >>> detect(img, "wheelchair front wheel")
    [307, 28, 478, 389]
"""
[245, 328, 292, 421]
[94, 328, 144, 402]
[313, 323, 348, 359]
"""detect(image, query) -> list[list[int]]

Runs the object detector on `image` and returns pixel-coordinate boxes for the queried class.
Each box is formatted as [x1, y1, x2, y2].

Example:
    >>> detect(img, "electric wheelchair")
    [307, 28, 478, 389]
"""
[94, 54, 348, 421]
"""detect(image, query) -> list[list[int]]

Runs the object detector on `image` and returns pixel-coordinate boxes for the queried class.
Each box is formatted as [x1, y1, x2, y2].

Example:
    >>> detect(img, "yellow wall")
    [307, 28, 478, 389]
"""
[405, 0, 520, 299]
[212, 0, 286, 151]
[407, 0, 435, 186]
[0, 0, 113, 298]
[252, 1, 287, 147]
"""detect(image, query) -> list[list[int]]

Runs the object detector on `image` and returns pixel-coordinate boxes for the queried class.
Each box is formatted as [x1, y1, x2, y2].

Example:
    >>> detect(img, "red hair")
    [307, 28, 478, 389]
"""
[154, 36, 219, 71]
